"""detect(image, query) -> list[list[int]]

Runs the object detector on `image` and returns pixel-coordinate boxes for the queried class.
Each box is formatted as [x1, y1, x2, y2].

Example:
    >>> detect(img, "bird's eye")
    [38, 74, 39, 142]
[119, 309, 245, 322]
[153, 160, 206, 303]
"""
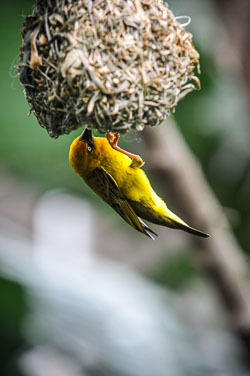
[87, 145, 93, 153]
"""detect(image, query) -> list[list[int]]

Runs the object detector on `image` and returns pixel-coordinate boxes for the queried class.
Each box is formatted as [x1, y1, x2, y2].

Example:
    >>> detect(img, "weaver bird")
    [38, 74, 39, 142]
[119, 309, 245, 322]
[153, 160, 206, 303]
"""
[69, 127, 209, 240]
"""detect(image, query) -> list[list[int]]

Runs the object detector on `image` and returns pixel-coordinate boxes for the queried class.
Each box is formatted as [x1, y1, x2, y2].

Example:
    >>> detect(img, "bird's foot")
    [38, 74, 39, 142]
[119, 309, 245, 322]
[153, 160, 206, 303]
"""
[105, 132, 143, 161]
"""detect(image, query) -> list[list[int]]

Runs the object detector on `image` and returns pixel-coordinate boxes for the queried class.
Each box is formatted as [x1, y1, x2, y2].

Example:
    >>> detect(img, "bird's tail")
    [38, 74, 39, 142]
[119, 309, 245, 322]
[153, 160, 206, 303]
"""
[172, 220, 209, 238]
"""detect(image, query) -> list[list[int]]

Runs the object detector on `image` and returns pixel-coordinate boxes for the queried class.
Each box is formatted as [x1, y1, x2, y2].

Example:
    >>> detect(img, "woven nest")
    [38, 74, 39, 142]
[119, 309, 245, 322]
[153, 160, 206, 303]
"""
[17, 0, 200, 138]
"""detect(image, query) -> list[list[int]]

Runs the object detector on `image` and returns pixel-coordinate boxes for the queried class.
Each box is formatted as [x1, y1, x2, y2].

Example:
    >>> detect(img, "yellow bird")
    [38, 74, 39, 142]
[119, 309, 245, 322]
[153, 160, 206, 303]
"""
[69, 128, 209, 240]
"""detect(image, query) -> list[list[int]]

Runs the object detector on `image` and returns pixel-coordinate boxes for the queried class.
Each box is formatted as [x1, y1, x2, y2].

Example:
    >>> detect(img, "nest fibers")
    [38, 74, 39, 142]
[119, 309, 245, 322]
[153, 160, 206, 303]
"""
[17, 0, 200, 138]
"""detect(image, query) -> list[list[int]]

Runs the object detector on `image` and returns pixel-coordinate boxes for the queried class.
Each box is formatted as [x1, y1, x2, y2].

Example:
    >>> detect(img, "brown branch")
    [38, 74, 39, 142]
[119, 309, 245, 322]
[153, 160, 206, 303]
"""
[143, 120, 250, 357]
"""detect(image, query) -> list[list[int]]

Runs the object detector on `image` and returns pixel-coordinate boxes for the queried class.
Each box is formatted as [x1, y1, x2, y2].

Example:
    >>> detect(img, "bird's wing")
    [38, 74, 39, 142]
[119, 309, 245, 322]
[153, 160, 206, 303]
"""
[85, 166, 157, 239]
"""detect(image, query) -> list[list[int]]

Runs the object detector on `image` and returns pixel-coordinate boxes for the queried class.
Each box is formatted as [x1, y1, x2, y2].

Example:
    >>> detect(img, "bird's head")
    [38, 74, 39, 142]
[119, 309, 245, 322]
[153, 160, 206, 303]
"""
[69, 127, 101, 176]
[79, 127, 94, 152]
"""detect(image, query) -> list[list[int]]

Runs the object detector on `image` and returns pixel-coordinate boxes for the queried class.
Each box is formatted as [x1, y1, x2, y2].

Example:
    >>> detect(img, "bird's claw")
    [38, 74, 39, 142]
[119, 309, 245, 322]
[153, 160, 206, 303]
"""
[106, 132, 143, 161]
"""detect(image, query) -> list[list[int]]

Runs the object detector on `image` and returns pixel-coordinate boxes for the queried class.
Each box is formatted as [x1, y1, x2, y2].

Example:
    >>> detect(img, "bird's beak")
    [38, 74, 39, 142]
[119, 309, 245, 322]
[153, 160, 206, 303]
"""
[80, 127, 93, 143]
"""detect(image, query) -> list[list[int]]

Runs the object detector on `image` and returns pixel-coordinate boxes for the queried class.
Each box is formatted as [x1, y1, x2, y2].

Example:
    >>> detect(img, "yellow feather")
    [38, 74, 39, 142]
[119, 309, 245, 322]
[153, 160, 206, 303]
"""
[69, 131, 209, 239]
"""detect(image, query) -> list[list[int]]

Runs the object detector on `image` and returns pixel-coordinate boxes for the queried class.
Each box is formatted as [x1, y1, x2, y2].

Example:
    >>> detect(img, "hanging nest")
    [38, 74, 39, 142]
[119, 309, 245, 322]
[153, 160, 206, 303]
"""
[17, 0, 200, 138]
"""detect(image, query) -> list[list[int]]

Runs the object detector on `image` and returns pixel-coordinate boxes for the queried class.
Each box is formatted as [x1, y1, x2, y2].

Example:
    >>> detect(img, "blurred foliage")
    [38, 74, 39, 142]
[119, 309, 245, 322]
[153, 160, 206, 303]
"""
[0, 277, 28, 374]
[174, 45, 250, 254]
[148, 252, 200, 290]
